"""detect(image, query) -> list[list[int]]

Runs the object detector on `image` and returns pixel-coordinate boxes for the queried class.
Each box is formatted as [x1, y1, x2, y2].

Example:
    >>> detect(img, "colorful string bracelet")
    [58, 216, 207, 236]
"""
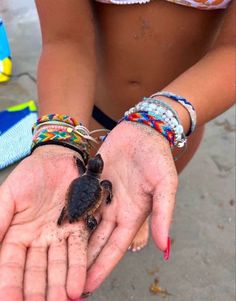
[121, 112, 176, 147]
[32, 113, 79, 131]
[125, 98, 180, 123]
[32, 128, 87, 149]
[133, 97, 184, 141]
[124, 98, 187, 148]
[31, 128, 89, 164]
[150, 91, 196, 136]
[31, 114, 90, 163]
[31, 140, 89, 164]
[31, 114, 110, 164]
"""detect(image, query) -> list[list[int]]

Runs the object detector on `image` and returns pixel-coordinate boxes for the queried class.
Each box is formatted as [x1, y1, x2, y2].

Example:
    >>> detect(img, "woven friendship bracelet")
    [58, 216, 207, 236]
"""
[31, 127, 89, 163]
[150, 91, 196, 136]
[124, 97, 187, 148]
[32, 117, 89, 148]
[32, 129, 86, 147]
[33, 124, 75, 138]
[33, 123, 92, 149]
[31, 114, 91, 163]
[32, 114, 109, 163]
[33, 120, 99, 145]
[122, 112, 176, 147]
[129, 97, 182, 130]
[32, 113, 80, 132]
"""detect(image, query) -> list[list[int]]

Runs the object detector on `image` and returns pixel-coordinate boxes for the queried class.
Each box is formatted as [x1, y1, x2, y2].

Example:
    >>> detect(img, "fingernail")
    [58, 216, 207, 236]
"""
[163, 236, 171, 261]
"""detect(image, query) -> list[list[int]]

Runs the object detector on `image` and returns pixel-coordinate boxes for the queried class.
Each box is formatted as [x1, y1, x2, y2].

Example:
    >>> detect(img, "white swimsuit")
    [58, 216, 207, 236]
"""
[95, 0, 232, 10]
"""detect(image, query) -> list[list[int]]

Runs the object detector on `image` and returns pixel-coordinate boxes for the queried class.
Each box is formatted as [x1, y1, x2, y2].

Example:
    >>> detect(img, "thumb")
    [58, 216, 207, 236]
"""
[151, 177, 178, 255]
[0, 183, 14, 242]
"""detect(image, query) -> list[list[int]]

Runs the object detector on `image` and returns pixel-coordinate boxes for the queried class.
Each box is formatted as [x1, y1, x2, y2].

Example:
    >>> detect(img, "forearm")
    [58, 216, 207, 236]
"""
[35, 0, 96, 128]
[37, 41, 96, 127]
[158, 1, 235, 134]
[159, 43, 235, 134]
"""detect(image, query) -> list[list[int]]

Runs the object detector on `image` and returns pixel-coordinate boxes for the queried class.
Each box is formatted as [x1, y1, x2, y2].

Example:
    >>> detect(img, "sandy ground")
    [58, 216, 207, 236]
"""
[0, 1, 235, 300]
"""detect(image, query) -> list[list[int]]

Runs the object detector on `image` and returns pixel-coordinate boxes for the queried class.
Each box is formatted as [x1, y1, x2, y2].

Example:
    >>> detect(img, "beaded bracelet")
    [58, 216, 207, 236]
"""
[150, 91, 196, 136]
[123, 97, 187, 148]
[125, 98, 179, 122]
[130, 97, 184, 139]
[137, 97, 180, 120]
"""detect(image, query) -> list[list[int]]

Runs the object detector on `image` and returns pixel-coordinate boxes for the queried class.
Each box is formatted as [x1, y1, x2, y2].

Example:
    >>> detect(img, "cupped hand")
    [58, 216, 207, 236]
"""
[84, 121, 178, 295]
[0, 145, 88, 301]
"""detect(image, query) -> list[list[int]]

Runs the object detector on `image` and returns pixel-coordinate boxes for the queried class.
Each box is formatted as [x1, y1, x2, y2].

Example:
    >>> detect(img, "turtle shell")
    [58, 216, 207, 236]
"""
[66, 175, 102, 220]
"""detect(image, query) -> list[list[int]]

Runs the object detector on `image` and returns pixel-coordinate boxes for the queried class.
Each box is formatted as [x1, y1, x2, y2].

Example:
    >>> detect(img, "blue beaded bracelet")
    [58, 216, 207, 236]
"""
[150, 91, 196, 136]
[123, 97, 187, 148]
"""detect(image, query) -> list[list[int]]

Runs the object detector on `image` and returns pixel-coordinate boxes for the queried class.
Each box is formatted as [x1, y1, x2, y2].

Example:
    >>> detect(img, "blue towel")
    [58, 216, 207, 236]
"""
[0, 101, 38, 170]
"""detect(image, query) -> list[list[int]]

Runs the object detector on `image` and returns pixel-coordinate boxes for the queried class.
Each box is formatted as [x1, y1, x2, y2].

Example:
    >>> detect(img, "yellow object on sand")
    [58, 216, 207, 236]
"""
[0, 57, 12, 83]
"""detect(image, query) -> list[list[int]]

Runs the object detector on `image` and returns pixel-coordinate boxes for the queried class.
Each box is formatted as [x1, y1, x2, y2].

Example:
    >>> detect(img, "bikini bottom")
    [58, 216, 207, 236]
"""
[92, 105, 117, 130]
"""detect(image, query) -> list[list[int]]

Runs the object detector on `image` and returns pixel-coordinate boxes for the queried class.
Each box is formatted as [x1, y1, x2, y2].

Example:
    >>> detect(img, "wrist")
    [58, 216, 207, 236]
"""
[32, 144, 81, 157]
[31, 114, 93, 164]
[152, 95, 191, 135]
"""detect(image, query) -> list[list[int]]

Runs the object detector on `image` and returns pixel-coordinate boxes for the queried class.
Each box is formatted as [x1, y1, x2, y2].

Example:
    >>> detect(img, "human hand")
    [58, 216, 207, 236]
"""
[0, 145, 88, 301]
[84, 121, 178, 295]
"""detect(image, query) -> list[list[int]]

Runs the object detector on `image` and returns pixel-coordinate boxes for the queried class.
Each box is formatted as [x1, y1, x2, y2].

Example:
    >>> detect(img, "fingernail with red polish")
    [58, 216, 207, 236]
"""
[163, 236, 171, 261]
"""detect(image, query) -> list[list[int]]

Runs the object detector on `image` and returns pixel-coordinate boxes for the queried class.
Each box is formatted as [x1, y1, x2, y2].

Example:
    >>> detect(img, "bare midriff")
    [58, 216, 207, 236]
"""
[90, 0, 225, 129]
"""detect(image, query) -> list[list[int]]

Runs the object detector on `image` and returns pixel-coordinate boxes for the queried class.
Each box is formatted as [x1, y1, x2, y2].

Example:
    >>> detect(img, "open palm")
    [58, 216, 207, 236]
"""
[0, 146, 88, 301]
[85, 121, 178, 294]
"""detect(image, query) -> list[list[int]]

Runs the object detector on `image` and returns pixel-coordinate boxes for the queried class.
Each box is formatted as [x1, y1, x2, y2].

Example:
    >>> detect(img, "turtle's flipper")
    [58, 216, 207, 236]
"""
[57, 207, 67, 226]
[101, 180, 113, 204]
[74, 156, 86, 175]
[86, 215, 97, 231]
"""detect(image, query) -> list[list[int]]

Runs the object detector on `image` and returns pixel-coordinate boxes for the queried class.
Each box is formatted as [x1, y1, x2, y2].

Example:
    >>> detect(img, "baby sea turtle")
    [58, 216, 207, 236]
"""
[57, 154, 112, 231]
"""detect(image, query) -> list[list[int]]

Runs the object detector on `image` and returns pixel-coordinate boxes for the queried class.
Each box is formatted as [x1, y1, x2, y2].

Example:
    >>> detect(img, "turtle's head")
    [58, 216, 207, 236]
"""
[87, 154, 104, 176]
